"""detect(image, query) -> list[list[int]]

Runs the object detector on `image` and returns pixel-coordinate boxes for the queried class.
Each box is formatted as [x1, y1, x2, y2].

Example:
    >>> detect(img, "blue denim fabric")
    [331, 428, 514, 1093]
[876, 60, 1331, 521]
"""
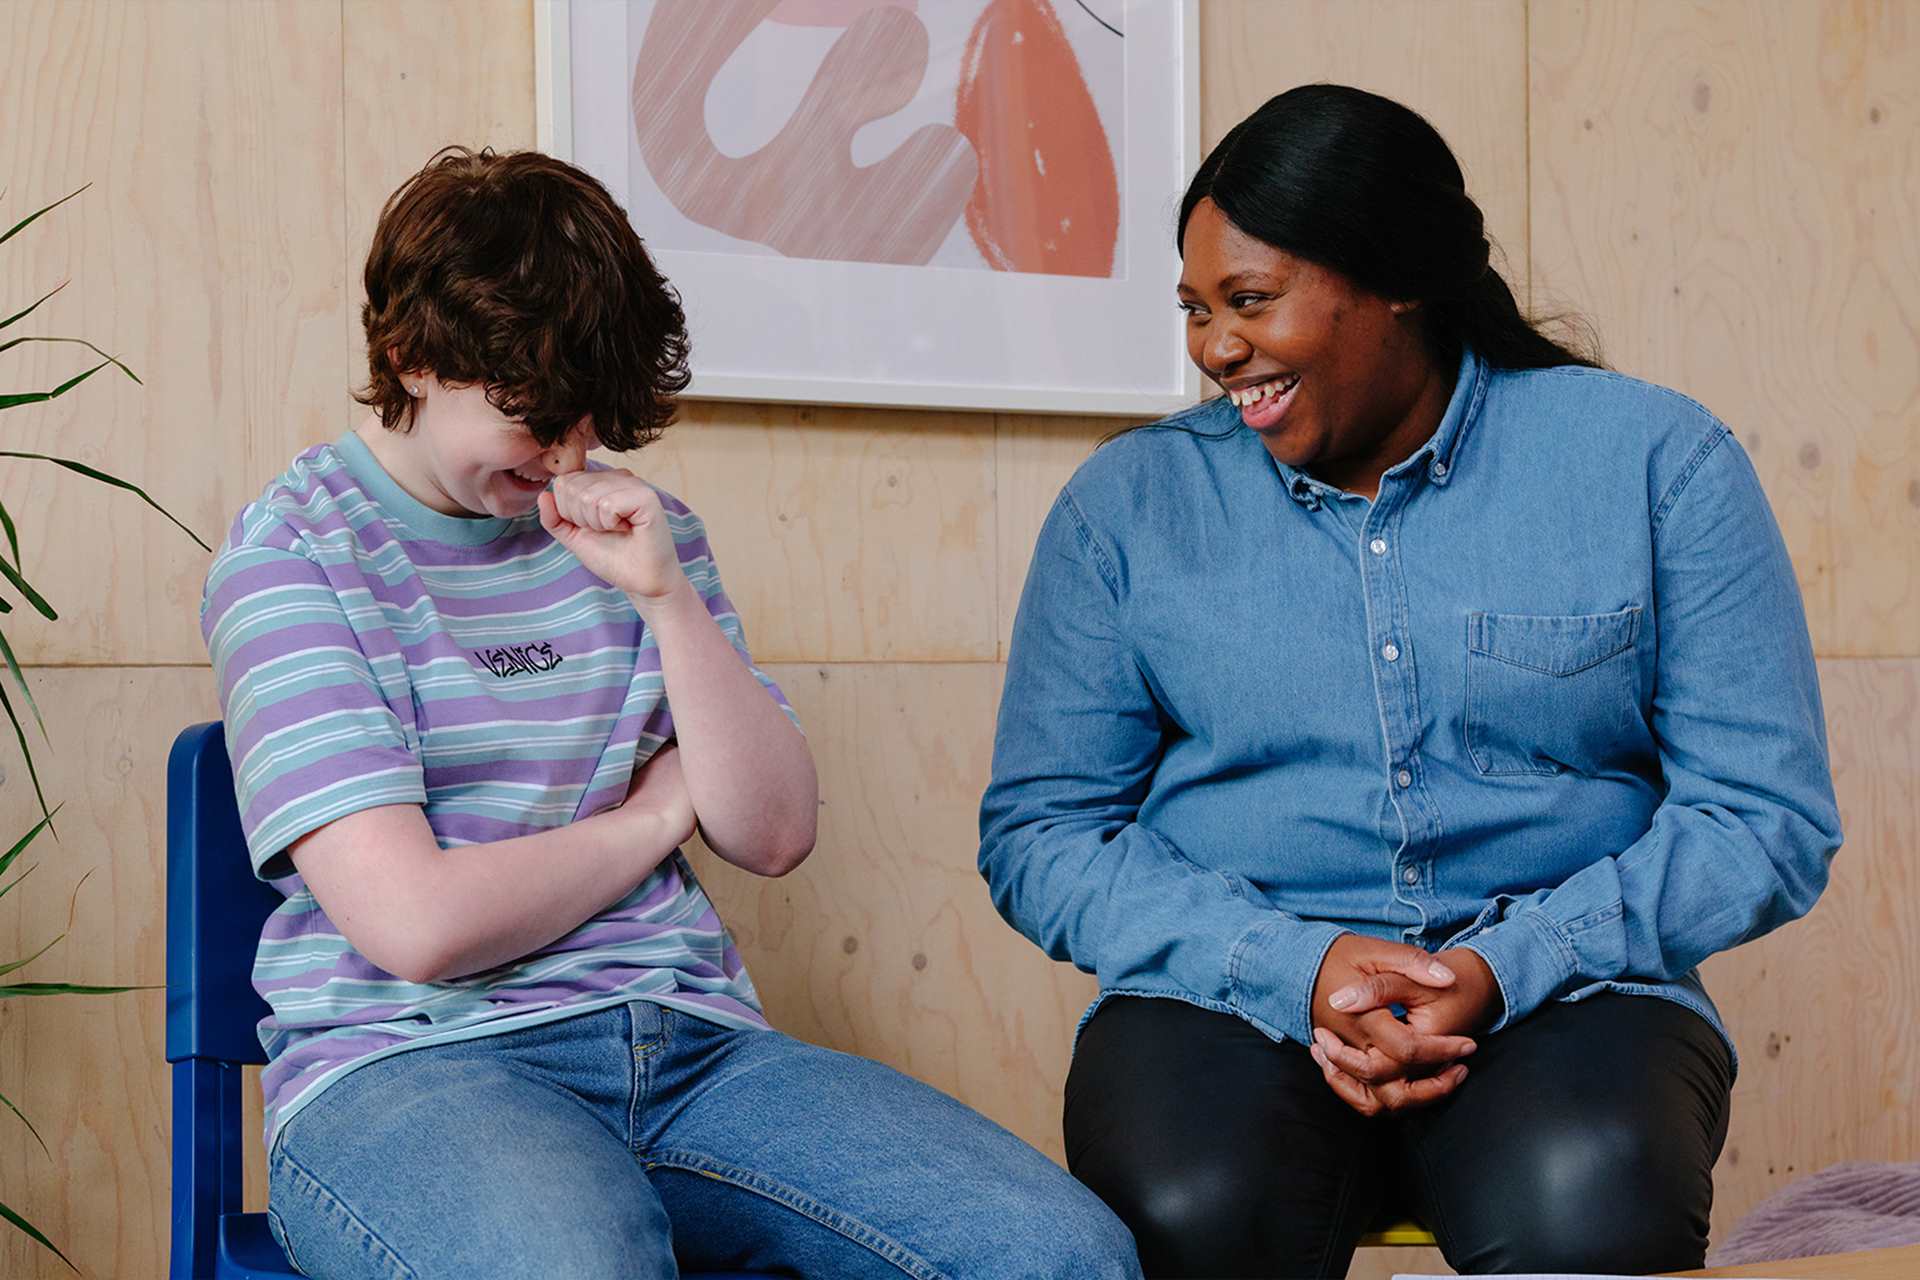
[266, 1002, 1141, 1279]
[980, 350, 1841, 1063]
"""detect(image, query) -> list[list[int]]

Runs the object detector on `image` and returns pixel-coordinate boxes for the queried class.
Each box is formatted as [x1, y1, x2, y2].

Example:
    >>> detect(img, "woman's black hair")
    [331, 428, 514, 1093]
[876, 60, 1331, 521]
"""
[1178, 84, 1601, 371]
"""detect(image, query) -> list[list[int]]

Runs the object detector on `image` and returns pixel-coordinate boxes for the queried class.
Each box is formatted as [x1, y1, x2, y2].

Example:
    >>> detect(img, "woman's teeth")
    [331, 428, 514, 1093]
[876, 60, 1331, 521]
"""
[1228, 375, 1300, 407]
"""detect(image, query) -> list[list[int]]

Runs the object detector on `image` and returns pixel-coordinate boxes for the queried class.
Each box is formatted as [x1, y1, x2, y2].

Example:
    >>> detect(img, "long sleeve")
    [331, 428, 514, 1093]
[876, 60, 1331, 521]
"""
[979, 490, 1348, 1045]
[1459, 427, 1843, 1028]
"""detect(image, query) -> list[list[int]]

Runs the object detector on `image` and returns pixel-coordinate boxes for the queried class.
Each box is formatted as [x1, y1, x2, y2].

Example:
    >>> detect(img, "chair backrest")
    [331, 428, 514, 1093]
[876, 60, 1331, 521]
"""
[166, 721, 279, 1066]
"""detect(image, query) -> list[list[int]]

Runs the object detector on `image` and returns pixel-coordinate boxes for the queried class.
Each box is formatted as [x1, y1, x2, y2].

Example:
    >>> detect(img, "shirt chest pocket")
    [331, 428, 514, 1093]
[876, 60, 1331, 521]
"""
[1464, 607, 1644, 777]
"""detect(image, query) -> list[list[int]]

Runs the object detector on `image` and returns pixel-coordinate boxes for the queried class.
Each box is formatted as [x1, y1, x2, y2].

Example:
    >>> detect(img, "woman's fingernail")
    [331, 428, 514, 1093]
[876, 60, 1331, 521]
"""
[1330, 988, 1357, 1010]
[1429, 961, 1455, 981]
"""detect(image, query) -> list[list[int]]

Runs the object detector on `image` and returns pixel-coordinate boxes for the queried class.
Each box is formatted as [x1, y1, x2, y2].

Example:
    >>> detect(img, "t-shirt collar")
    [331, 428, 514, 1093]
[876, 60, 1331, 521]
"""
[334, 429, 519, 546]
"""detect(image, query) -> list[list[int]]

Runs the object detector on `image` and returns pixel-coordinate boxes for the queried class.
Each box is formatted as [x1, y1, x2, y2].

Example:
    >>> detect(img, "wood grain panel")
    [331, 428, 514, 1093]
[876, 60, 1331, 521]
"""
[684, 661, 1098, 1161]
[0, 0, 345, 666]
[1199, 0, 1529, 282]
[639, 405, 998, 662]
[326, 0, 540, 453]
[1702, 658, 1920, 1240]
[0, 668, 220, 1280]
[1529, 0, 1920, 658]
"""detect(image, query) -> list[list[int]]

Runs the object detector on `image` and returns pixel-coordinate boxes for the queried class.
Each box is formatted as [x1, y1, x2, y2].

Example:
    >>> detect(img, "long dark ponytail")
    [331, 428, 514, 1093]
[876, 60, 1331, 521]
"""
[1179, 84, 1601, 371]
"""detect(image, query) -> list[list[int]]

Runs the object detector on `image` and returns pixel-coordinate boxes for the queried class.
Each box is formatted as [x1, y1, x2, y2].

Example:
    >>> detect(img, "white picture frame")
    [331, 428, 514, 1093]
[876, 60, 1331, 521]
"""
[538, 0, 1201, 416]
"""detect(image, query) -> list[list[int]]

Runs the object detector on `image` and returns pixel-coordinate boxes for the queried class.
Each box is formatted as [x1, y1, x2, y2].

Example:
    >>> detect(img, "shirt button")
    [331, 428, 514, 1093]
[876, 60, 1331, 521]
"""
[1382, 642, 1400, 662]
[1397, 769, 1413, 788]
[1370, 538, 1388, 556]
[1431, 462, 1449, 479]
[1403, 866, 1419, 885]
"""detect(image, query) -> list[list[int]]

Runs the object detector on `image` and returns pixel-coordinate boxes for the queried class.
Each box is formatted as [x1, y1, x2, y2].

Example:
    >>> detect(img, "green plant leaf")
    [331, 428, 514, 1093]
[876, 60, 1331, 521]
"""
[0, 863, 38, 903]
[0, 556, 55, 621]
[0, 627, 44, 742]
[0, 496, 21, 568]
[0, 932, 66, 981]
[0, 1196, 76, 1272]
[0, 812, 55, 880]
[0, 1084, 51, 1158]
[0, 680, 53, 827]
[0, 982, 153, 996]
[0, 281, 68, 333]
[0, 865, 90, 976]
[0, 183, 89, 249]
[0, 356, 116, 411]
[0, 335, 140, 387]
[0, 452, 210, 552]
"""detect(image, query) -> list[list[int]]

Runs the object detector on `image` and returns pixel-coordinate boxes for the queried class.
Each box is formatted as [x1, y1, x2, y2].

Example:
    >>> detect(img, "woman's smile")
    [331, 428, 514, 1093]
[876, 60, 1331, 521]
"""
[1224, 373, 1302, 431]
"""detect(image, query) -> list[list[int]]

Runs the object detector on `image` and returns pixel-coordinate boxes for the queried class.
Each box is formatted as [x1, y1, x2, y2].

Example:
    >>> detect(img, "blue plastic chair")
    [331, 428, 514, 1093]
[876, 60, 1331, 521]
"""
[165, 722, 773, 1279]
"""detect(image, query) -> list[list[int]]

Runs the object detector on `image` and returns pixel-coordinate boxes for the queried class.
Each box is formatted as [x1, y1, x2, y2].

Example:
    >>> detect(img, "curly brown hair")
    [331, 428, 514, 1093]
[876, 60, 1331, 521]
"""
[356, 146, 691, 451]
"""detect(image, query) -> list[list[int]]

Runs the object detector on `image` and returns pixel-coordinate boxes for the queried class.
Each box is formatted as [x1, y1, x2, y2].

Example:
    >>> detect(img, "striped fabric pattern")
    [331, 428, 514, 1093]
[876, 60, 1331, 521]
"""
[201, 432, 793, 1145]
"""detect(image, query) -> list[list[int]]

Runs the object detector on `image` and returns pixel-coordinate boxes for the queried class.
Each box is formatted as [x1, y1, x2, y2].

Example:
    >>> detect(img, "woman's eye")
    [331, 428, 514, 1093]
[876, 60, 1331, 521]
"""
[1178, 301, 1207, 318]
[1230, 293, 1268, 309]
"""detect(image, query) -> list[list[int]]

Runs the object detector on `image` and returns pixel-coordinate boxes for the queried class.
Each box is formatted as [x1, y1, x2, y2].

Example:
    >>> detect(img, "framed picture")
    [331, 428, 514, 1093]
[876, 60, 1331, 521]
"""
[538, 0, 1201, 415]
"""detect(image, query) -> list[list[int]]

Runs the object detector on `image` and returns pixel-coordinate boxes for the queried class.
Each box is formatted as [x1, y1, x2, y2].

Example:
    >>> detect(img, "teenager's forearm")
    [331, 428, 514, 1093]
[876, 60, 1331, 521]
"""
[295, 802, 685, 983]
[637, 583, 818, 874]
[426, 806, 688, 978]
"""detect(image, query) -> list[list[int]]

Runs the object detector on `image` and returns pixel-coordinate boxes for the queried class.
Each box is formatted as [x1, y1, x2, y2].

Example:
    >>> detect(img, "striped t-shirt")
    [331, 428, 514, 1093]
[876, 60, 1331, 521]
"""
[201, 431, 792, 1145]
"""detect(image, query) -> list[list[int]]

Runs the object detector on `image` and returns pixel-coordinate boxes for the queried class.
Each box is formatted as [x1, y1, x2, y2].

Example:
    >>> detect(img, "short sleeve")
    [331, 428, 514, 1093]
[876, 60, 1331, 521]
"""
[201, 542, 427, 878]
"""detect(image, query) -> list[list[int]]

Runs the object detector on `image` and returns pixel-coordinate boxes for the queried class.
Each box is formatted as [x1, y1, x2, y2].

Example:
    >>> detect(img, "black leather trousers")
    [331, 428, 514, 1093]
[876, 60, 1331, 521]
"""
[1064, 992, 1733, 1278]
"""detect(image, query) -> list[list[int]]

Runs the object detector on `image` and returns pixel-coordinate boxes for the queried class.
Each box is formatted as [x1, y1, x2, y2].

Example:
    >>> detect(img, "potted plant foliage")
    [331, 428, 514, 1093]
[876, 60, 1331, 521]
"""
[0, 185, 209, 1270]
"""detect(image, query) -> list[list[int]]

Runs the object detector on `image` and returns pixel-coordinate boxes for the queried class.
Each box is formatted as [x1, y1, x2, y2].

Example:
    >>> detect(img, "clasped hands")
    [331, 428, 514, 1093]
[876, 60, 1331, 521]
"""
[1306, 934, 1502, 1117]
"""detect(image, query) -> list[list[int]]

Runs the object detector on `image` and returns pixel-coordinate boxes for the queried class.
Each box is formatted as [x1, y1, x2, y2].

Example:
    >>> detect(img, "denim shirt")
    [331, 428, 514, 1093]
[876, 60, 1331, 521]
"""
[980, 349, 1841, 1065]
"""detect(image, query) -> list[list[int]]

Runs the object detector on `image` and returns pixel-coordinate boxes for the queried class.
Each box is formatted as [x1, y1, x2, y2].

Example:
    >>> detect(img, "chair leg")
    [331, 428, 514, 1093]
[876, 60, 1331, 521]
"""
[171, 1058, 246, 1280]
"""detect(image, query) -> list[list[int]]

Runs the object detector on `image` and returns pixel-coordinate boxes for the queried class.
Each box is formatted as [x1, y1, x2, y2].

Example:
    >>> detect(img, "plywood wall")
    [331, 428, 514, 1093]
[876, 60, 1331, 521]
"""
[0, 2, 1912, 1277]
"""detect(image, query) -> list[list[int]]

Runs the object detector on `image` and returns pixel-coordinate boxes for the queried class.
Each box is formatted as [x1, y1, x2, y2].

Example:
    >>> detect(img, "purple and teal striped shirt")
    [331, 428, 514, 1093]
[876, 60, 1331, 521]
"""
[201, 432, 791, 1145]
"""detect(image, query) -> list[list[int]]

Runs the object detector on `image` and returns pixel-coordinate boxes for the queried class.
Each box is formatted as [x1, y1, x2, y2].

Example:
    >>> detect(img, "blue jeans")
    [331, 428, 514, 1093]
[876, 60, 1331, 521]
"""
[265, 1000, 1141, 1279]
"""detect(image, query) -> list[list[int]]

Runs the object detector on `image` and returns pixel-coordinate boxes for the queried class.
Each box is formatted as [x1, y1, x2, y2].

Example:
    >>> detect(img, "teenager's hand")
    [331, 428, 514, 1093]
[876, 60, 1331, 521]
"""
[618, 743, 696, 851]
[539, 470, 688, 605]
[1307, 934, 1480, 1116]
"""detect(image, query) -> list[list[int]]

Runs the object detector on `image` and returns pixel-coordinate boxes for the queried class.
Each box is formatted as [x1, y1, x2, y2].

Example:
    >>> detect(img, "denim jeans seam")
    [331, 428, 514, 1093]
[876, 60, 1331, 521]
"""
[272, 1146, 418, 1280]
[628, 1004, 672, 1150]
[264, 1205, 306, 1276]
[643, 1147, 950, 1280]
[633, 1005, 673, 1059]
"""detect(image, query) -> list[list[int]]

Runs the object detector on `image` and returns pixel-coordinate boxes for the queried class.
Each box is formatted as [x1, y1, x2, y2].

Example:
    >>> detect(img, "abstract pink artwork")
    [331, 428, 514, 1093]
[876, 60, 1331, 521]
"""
[628, 0, 1123, 276]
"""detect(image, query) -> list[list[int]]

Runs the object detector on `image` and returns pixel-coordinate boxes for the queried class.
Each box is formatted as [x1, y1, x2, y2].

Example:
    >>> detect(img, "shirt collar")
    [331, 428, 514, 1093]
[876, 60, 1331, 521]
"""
[1265, 346, 1489, 508]
[335, 430, 518, 546]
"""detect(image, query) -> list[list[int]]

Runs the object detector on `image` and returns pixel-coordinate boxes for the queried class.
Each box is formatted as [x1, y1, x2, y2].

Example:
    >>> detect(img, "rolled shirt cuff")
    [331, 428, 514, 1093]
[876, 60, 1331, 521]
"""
[1226, 916, 1352, 1045]
[1459, 909, 1579, 1032]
